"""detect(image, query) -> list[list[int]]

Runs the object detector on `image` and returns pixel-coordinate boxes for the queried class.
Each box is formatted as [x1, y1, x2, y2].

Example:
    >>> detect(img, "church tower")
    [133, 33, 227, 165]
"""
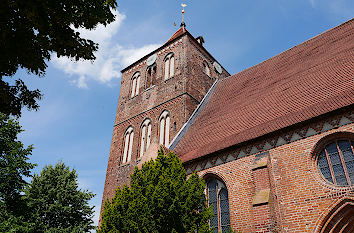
[101, 23, 230, 207]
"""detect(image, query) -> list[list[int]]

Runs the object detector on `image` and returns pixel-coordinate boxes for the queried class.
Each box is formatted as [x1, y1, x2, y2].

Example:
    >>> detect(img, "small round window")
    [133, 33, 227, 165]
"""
[318, 139, 354, 186]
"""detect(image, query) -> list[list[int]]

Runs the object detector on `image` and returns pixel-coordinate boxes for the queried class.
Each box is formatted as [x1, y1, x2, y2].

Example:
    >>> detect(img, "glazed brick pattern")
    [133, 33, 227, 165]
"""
[197, 123, 354, 233]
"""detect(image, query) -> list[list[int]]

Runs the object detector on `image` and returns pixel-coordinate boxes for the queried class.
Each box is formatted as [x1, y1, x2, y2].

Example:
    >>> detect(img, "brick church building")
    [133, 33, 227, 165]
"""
[101, 18, 354, 232]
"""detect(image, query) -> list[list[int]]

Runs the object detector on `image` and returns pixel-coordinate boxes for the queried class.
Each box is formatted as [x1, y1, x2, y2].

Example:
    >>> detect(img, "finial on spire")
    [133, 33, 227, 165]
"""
[181, 3, 187, 27]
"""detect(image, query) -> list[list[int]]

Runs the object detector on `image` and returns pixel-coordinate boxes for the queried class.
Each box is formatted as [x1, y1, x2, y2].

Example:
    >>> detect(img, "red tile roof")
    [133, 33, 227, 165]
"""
[173, 19, 354, 163]
[165, 26, 187, 44]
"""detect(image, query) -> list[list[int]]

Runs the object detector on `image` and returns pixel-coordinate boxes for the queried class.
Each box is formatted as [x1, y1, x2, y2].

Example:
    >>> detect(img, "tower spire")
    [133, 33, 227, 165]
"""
[180, 3, 187, 27]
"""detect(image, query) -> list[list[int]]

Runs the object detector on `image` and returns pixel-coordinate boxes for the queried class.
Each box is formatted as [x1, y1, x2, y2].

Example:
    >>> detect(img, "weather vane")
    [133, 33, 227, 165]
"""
[181, 3, 187, 27]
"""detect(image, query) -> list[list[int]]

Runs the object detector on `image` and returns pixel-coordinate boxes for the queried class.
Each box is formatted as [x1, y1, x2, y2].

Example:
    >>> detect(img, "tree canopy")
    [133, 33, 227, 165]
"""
[99, 149, 212, 233]
[0, 0, 118, 117]
[0, 114, 96, 232]
[25, 162, 95, 233]
[0, 113, 36, 232]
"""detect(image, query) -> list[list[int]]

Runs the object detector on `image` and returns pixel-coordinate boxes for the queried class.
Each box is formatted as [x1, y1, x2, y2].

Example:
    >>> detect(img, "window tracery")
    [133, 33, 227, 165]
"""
[146, 65, 157, 88]
[159, 110, 170, 146]
[122, 126, 134, 164]
[317, 139, 354, 186]
[140, 119, 152, 157]
[131, 72, 140, 98]
[164, 53, 174, 80]
[206, 177, 231, 232]
[203, 61, 210, 76]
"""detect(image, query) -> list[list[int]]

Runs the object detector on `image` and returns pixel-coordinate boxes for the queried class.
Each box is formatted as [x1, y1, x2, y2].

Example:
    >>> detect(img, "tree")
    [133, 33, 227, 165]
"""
[99, 149, 212, 233]
[0, 113, 36, 232]
[0, 0, 118, 117]
[25, 162, 95, 233]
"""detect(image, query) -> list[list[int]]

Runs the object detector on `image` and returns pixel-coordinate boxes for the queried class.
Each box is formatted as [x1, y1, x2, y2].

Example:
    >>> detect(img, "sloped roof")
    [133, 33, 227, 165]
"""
[165, 26, 187, 44]
[173, 19, 354, 163]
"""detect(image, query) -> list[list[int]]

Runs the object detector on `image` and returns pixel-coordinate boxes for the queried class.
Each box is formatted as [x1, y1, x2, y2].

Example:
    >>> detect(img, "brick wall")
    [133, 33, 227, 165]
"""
[197, 123, 354, 233]
[101, 31, 230, 217]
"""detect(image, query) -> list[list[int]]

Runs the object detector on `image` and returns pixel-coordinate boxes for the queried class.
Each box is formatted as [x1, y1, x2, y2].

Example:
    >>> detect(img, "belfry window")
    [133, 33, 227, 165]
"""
[146, 65, 157, 88]
[122, 126, 134, 164]
[318, 139, 354, 186]
[203, 62, 210, 76]
[131, 72, 140, 98]
[206, 177, 231, 233]
[159, 110, 170, 146]
[140, 119, 152, 157]
[164, 53, 174, 80]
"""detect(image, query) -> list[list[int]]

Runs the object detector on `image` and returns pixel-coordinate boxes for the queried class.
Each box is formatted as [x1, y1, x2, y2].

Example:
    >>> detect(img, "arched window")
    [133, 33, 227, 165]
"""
[159, 110, 170, 146]
[206, 177, 231, 233]
[203, 62, 210, 76]
[122, 126, 134, 164]
[164, 53, 174, 80]
[317, 139, 354, 186]
[131, 72, 140, 98]
[146, 65, 157, 88]
[140, 119, 152, 157]
[317, 199, 354, 233]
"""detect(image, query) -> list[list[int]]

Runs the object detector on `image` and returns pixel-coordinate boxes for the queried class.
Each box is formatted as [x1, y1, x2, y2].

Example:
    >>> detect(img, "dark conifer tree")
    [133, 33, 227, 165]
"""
[99, 149, 212, 233]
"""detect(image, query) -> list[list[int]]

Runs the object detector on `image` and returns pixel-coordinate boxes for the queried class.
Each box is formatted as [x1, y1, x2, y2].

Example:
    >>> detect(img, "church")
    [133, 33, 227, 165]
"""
[101, 16, 354, 232]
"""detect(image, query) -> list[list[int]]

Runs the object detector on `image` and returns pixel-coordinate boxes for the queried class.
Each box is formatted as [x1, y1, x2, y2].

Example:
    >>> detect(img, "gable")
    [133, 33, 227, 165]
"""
[172, 19, 354, 163]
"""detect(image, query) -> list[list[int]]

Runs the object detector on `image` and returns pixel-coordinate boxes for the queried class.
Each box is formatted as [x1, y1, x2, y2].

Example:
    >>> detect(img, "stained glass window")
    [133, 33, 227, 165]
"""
[207, 178, 231, 232]
[318, 139, 354, 186]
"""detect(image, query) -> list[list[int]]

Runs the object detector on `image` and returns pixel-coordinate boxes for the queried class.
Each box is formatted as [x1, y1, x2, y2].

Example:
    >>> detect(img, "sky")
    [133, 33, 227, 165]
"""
[11, 0, 354, 227]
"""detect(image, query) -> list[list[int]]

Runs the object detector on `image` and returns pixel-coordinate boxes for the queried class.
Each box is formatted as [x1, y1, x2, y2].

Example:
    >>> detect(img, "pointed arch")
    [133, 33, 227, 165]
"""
[131, 72, 140, 98]
[204, 174, 231, 233]
[122, 126, 134, 164]
[316, 198, 354, 233]
[159, 110, 170, 146]
[139, 118, 152, 157]
[146, 64, 157, 88]
[203, 61, 210, 76]
[164, 53, 174, 80]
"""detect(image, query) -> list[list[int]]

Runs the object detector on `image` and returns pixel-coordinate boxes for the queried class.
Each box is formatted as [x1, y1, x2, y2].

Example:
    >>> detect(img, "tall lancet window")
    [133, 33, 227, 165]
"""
[146, 65, 157, 88]
[122, 126, 134, 164]
[203, 61, 210, 76]
[131, 72, 140, 98]
[159, 110, 170, 146]
[206, 177, 231, 233]
[140, 119, 152, 157]
[164, 53, 174, 80]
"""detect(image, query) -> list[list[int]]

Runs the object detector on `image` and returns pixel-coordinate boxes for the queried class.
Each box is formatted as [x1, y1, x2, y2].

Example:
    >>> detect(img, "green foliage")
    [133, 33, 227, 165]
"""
[25, 162, 96, 233]
[99, 149, 213, 233]
[0, 79, 42, 118]
[0, 0, 117, 117]
[0, 113, 96, 232]
[0, 113, 36, 232]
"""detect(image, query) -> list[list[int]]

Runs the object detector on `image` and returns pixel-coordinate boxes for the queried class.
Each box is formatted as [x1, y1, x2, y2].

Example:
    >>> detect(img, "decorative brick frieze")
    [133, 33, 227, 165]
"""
[184, 106, 354, 174]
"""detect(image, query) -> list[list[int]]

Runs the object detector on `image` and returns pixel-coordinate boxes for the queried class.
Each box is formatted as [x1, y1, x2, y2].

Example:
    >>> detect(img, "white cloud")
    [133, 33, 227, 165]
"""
[52, 10, 161, 88]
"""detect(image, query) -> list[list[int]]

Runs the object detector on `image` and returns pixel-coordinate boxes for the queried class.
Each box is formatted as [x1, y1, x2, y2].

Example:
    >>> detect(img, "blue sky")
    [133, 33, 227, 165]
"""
[13, 0, 353, 227]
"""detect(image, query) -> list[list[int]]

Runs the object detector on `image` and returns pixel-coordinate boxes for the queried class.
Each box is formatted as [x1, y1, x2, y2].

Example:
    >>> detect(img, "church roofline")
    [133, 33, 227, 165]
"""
[172, 18, 354, 163]
[169, 79, 219, 150]
[120, 28, 229, 75]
